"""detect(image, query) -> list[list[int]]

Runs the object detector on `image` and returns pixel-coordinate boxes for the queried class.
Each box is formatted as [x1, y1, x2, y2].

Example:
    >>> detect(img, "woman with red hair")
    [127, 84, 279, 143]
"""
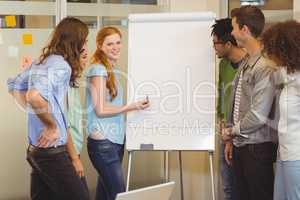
[85, 27, 149, 200]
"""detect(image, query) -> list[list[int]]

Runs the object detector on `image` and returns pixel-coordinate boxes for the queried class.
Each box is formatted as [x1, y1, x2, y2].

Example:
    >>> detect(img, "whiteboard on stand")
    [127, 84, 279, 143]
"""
[126, 12, 216, 151]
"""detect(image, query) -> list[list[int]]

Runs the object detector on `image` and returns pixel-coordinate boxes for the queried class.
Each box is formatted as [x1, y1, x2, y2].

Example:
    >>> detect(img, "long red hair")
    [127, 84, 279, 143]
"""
[91, 26, 122, 101]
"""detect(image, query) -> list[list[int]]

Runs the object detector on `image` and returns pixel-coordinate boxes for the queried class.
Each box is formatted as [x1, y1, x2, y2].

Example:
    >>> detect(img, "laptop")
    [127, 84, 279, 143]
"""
[116, 182, 175, 200]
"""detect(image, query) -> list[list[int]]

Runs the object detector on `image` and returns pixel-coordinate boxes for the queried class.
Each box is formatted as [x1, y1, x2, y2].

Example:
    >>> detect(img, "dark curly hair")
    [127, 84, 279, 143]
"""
[211, 18, 238, 46]
[262, 20, 300, 73]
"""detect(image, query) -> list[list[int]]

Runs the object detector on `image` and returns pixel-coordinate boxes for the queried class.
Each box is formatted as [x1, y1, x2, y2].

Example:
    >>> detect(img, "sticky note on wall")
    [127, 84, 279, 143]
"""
[8, 46, 19, 57]
[5, 15, 16, 28]
[22, 34, 33, 45]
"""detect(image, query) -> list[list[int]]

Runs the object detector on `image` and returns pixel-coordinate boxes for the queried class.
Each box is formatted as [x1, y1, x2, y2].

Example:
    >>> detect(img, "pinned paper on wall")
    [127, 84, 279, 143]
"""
[22, 34, 33, 45]
[21, 56, 33, 70]
[121, 19, 128, 27]
[8, 46, 19, 57]
[5, 15, 17, 28]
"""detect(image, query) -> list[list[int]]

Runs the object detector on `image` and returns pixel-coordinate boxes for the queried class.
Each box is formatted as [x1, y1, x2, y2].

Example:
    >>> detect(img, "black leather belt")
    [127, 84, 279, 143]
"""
[27, 144, 67, 155]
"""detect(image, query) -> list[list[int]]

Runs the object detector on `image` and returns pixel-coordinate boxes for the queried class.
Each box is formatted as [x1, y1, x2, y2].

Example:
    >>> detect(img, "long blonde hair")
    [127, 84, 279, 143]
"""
[91, 27, 122, 101]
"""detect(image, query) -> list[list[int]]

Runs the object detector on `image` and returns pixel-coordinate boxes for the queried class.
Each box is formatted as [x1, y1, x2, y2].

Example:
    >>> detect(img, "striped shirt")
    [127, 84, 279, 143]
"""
[233, 70, 243, 125]
[227, 52, 277, 147]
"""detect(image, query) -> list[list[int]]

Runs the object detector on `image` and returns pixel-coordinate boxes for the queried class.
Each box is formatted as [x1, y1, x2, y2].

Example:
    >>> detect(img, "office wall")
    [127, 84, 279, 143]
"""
[294, 0, 300, 21]
[0, 1, 225, 200]
[0, 30, 52, 200]
[229, 0, 293, 10]
[169, 0, 221, 17]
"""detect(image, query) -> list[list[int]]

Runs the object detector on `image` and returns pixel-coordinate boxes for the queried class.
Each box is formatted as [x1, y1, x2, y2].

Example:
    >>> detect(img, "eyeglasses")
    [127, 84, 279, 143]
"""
[213, 41, 224, 46]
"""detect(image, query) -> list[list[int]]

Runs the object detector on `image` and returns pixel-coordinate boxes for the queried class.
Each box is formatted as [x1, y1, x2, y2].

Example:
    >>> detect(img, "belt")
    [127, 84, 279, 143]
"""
[27, 144, 67, 155]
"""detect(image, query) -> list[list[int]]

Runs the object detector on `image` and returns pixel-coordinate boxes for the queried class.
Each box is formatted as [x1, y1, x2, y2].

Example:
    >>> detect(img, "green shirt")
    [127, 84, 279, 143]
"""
[217, 59, 238, 122]
[67, 87, 84, 154]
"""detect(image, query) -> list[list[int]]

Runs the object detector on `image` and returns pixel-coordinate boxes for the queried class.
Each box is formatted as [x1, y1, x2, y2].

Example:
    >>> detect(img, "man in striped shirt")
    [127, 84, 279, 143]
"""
[222, 6, 277, 200]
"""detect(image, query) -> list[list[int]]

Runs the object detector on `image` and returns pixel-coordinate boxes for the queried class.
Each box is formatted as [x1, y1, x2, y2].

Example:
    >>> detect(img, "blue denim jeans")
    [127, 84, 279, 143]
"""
[220, 142, 235, 200]
[87, 138, 125, 200]
[274, 160, 300, 200]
